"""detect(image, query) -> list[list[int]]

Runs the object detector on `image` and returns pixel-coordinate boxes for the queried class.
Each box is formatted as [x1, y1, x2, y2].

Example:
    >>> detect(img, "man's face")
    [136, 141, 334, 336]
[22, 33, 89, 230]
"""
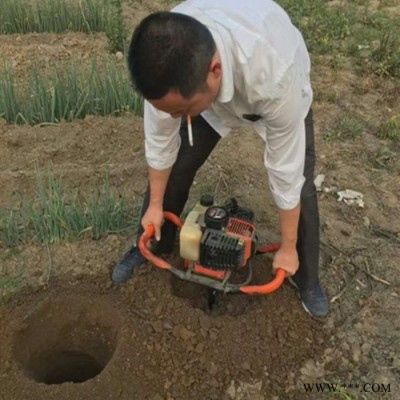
[148, 52, 222, 118]
[149, 86, 217, 118]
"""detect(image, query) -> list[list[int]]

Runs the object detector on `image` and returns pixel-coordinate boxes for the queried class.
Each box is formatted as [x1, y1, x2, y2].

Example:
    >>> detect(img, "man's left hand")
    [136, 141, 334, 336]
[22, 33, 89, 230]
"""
[272, 247, 299, 276]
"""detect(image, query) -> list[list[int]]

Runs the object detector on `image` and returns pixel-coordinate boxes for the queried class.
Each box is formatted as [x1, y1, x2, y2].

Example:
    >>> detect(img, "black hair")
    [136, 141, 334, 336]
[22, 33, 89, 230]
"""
[127, 12, 216, 99]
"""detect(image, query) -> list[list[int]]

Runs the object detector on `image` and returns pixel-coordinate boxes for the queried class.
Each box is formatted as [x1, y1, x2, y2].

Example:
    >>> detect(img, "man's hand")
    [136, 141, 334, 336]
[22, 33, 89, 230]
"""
[141, 203, 164, 241]
[273, 246, 299, 276]
[143, 166, 173, 241]
[275, 202, 301, 276]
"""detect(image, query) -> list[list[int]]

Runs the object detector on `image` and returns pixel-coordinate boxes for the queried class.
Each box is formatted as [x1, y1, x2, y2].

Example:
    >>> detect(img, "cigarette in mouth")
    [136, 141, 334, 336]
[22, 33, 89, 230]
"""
[187, 115, 193, 147]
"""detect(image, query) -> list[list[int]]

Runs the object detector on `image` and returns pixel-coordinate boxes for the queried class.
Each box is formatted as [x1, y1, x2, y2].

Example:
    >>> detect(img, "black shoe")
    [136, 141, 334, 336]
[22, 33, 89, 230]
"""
[288, 277, 329, 318]
[111, 247, 146, 283]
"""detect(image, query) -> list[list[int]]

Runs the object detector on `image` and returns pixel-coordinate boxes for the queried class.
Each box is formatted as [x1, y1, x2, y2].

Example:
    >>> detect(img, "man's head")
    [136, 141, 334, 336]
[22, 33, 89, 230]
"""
[128, 12, 222, 117]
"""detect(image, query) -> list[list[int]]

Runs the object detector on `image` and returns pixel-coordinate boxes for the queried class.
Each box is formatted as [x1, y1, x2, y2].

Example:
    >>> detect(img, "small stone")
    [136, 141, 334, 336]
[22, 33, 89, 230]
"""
[199, 316, 212, 330]
[226, 381, 236, 398]
[351, 343, 361, 363]
[164, 321, 173, 330]
[340, 357, 349, 368]
[164, 381, 172, 390]
[210, 377, 219, 388]
[337, 332, 346, 340]
[144, 369, 155, 379]
[151, 321, 163, 333]
[374, 374, 390, 386]
[241, 361, 251, 370]
[172, 326, 180, 338]
[179, 326, 195, 341]
[209, 362, 218, 376]
[105, 281, 113, 289]
[341, 342, 350, 352]
[392, 355, 400, 369]
[354, 323, 363, 333]
[154, 304, 163, 316]
[361, 342, 371, 355]
[300, 360, 325, 379]
[195, 342, 206, 354]
[115, 51, 124, 61]
[6, 134, 21, 147]
[186, 343, 195, 352]
[209, 329, 219, 341]
[146, 343, 154, 352]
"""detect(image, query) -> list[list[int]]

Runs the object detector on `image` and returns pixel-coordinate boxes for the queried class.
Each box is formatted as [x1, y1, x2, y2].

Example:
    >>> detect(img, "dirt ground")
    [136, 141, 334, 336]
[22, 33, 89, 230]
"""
[0, 1, 399, 399]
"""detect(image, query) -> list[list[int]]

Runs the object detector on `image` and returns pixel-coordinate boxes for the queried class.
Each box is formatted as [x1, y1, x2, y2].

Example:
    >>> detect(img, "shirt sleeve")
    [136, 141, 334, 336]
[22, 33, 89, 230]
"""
[143, 101, 181, 170]
[261, 64, 308, 210]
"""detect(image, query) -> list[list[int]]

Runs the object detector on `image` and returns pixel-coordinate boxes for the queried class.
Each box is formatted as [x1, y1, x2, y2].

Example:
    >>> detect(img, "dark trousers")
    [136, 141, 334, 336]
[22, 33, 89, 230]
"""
[136, 110, 320, 290]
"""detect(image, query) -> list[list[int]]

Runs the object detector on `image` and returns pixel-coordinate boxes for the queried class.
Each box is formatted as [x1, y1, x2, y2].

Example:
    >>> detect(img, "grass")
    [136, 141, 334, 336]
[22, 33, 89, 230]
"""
[278, 0, 355, 54]
[371, 33, 400, 79]
[0, 169, 137, 247]
[277, 0, 400, 79]
[0, 58, 143, 125]
[0, 0, 126, 52]
[346, 10, 400, 78]
[324, 111, 368, 142]
[105, 0, 127, 53]
[0, 275, 24, 291]
[376, 114, 400, 141]
[314, 87, 339, 104]
[368, 145, 398, 171]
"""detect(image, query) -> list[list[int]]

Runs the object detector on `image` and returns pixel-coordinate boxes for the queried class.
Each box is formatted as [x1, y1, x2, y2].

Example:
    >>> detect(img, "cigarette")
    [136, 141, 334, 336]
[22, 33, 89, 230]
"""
[187, 115, 193, 147]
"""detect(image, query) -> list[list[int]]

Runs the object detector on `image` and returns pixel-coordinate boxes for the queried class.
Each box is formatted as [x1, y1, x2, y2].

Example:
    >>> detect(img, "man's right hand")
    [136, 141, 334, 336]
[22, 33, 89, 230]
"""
[143, 166, 173, 241]
[141, 203, 164, 241]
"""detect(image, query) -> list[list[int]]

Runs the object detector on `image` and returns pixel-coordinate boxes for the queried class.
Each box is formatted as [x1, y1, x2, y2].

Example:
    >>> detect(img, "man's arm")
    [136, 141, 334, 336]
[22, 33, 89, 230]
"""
[260, 64, 311, 275]
[141, 166, 172, 241]
[142, 101, 181, 240]
[274, 203, 300, 276]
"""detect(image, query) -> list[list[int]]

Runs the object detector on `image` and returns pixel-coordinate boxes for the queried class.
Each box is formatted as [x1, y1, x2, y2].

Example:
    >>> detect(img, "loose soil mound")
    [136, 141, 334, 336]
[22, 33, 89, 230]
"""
[0, 258, 330, 400]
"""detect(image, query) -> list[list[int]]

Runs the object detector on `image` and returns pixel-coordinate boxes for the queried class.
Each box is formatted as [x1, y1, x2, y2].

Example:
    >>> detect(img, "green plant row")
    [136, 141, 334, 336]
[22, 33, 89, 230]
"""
[0, 170, 136, 247]
[0, 58, 144, 125]
[0, 0, 126, 52]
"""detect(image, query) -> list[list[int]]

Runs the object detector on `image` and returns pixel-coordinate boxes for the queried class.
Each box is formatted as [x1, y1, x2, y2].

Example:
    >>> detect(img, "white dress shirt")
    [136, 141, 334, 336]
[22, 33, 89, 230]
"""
[143, 0, 313, 210]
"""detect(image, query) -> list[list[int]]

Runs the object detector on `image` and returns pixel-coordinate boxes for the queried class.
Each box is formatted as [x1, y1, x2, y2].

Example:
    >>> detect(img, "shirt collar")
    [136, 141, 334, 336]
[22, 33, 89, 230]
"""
[210, 28, 234, 104]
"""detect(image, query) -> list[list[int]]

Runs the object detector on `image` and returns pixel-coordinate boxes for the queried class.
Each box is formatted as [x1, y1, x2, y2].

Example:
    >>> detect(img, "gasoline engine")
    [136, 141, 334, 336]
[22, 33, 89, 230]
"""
[180, 195, 257, 271]
[139, 195, 285, 296]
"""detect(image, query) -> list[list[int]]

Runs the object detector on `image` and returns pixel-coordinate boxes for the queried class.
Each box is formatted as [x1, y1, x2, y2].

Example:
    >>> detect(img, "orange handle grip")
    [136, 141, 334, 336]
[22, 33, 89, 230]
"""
[138, 211, 286, 295]
[239, 268, 286, 295]
[138, 212, 183, 270]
